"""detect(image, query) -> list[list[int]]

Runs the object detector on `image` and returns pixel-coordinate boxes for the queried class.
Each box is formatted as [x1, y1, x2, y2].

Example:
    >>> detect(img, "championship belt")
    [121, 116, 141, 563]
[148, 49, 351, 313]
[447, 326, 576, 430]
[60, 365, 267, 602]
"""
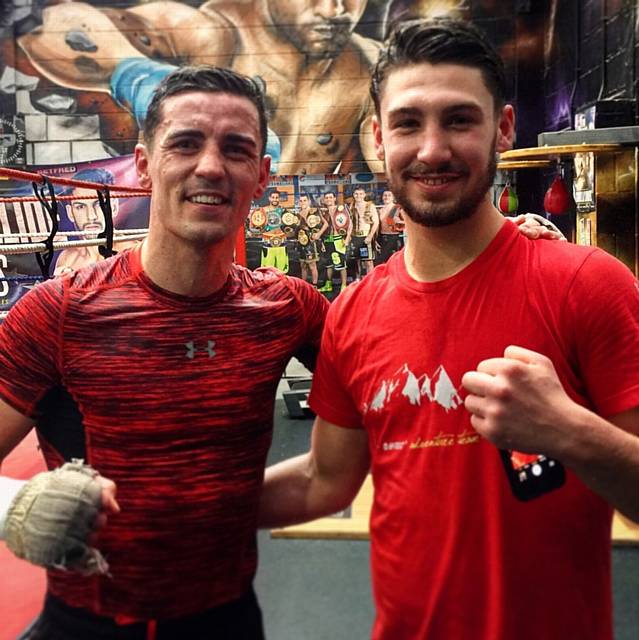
[333, 205, 350, 237]
[262, 229, 287, 247]
[281, 211, 299, 227]
[297, 229, 310, 246]
[250, 208, 266, 229]
[281, 210, 300, 236]
[306, 212, 321, 229]
[266, 209, 283, 229]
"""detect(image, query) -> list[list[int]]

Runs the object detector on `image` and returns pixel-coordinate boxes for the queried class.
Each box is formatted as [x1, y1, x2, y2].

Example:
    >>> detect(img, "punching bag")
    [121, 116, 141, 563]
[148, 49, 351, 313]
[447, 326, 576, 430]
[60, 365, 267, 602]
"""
[497, 183, 519, 214]
[544, 174, 571, 216]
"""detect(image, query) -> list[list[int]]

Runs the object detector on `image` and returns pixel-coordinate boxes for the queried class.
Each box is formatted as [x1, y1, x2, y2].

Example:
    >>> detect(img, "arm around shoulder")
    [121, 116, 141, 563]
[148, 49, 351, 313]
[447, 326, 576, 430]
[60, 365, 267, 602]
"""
[258, 417, 370, 529]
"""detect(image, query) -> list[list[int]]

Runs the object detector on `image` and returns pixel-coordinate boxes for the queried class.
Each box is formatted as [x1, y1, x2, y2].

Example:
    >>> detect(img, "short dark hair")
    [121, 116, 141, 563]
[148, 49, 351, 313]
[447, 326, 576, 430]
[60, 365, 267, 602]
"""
[142, 65, 268, 155]
[371, 18, 506, 115]
[62, 168, 115, 196]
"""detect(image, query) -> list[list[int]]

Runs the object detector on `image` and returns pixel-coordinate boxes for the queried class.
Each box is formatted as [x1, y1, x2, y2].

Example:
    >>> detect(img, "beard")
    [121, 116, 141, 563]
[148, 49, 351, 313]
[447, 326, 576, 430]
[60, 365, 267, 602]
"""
[280, 19, 353, 61]
[391, 143, 497, 228]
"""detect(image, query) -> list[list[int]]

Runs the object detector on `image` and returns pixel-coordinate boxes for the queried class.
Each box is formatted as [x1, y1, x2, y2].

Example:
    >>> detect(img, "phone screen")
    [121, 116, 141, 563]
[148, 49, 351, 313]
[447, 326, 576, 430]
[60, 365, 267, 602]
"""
[499, 449, 566, 501]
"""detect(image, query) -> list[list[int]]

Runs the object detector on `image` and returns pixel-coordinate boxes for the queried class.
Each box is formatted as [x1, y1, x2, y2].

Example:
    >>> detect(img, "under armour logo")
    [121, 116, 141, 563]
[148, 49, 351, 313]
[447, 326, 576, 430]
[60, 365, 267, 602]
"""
[185, 340, 216, 359]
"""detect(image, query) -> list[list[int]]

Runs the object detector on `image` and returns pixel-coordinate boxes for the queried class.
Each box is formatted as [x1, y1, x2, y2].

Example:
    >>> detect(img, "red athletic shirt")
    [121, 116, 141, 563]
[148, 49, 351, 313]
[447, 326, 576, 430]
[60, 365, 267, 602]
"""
[310, 221, 639, 640]
[0, 245, 328, 620]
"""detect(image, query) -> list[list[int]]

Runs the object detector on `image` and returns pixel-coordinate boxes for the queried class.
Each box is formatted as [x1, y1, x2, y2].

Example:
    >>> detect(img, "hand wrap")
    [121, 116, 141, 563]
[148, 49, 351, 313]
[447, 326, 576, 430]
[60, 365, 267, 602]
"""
[2, 459, 109, 575]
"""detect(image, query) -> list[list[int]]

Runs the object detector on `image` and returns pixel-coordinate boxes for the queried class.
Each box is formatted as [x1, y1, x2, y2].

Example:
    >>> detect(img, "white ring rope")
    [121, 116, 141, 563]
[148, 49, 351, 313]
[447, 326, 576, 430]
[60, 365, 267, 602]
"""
[0, 228, 149, 241]
[0, 234, 147, 255]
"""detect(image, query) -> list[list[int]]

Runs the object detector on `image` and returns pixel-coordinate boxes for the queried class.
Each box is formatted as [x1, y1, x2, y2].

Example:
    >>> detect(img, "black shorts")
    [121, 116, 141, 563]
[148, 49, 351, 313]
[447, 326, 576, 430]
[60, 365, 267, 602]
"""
[19, 589, 265, 640]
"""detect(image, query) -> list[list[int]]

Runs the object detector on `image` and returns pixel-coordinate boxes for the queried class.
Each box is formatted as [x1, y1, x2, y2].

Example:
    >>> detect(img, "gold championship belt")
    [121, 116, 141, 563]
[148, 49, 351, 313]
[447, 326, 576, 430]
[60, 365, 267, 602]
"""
[250, 208, 266, 229]
[281, 211, 299, 227]
[333, 205, 350, 237]
[297, 229, 310, 246]
[307, 212, 321, 229]
[281, 210, 300, 236]
[262, 229, 287, 247]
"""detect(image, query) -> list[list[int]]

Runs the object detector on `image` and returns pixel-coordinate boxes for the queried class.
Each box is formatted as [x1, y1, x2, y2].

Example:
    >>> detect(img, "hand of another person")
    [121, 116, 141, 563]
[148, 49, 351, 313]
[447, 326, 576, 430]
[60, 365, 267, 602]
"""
[511, 213, 566, 241]
[461, 346, 577, 457]
[3, 460, 119, 575]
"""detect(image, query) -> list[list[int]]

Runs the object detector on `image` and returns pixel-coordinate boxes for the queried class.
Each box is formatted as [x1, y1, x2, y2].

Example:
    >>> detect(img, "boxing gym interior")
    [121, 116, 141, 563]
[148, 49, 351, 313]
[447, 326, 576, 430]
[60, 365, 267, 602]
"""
[1, 0, 639, 638]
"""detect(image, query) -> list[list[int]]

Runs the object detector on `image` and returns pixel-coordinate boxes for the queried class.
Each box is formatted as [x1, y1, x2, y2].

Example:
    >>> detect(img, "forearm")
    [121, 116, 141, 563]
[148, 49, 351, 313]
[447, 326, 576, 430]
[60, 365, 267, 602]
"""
[258, 453, 356, 529]
[556, 405, 639, 523]
[0, 476, 27, 539]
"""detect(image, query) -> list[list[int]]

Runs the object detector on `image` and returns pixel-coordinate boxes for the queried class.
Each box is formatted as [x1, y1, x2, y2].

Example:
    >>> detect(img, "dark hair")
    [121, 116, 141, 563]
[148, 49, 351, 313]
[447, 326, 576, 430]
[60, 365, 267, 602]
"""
[72, 168, 115, 186]
[142, 66, 268, 155]
[298, 192, 310, 199]
[371, 18, 506, 114]
[60, 168, 115, 197]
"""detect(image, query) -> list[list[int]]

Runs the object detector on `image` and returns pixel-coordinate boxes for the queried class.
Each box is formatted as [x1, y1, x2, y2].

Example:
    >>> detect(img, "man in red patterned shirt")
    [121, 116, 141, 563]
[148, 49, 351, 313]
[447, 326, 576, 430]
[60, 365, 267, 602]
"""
[0, 66, 328, 640]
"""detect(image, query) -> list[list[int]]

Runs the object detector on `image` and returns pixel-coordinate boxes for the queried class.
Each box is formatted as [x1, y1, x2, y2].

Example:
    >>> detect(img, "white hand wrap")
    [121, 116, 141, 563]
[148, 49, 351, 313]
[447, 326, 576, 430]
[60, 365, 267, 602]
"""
[2, 459, 109, 575]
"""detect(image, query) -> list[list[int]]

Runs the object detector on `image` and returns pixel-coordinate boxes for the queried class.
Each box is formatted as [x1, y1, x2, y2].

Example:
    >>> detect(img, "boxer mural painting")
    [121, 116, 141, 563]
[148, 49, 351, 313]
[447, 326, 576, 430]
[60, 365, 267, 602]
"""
[3, 0, 556, 176]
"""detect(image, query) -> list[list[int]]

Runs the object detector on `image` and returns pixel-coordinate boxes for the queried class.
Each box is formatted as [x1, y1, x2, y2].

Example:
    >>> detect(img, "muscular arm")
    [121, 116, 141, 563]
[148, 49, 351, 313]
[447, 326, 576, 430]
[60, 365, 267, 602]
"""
[258, 417, 370, 528]
[0, 399, 34, 465]
[366, 205, 380, 244]
[462, 346, 639, 522]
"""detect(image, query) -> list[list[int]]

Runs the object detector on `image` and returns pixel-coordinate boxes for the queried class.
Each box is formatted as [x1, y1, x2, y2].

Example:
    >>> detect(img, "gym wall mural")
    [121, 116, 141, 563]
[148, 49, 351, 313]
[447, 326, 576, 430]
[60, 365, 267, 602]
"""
[1, 0, 556, 174]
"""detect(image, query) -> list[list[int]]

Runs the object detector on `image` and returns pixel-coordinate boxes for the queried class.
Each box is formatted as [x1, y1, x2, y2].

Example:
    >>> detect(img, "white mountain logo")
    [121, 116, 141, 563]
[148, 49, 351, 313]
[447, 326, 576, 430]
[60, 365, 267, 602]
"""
[366, 363, 463, 414]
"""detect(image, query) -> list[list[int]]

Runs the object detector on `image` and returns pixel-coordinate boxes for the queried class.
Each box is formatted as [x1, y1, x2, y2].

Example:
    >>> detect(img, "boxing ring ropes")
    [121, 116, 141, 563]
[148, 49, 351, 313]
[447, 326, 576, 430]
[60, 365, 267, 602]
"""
[0, 167, 151, 319]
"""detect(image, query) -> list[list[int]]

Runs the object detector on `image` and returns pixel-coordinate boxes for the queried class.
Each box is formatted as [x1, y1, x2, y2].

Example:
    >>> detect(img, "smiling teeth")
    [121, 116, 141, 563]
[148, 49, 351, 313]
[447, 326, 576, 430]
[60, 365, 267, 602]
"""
[190, 195, 223, 204]
[421, 177, 450, 185]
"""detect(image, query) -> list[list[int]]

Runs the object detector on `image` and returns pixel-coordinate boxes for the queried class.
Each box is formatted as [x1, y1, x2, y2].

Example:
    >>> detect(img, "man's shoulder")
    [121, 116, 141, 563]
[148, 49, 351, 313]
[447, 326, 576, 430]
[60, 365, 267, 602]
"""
[60, 249, 135, 292]
[330, 260, 394, 315]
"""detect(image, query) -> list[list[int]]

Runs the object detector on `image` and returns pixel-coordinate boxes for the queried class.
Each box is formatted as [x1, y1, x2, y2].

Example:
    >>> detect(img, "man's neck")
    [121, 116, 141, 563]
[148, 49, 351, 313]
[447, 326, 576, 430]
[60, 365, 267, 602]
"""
[140, 235, 235, 297]
[403, 202, 505, 283]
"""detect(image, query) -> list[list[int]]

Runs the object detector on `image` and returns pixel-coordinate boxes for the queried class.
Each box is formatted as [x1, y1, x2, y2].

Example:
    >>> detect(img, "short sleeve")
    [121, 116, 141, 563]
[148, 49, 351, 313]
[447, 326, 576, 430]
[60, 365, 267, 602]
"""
[285, 277, 330, 372]
[567, 249, 639, 417]
[0, 280, 64, 417]
[308, 299, 363, 429]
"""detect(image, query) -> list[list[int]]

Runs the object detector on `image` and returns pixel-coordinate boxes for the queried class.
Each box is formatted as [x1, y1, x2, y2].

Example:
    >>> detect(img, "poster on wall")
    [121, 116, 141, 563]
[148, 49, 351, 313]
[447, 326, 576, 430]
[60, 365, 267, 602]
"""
[1, 162, 404, 315]
[0, 155, 149, 316]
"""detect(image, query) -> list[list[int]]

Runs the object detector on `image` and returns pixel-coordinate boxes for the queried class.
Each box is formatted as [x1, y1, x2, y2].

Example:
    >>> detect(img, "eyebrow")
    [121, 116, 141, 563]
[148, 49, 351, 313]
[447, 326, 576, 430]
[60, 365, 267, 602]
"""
[387, 102, 484, 119]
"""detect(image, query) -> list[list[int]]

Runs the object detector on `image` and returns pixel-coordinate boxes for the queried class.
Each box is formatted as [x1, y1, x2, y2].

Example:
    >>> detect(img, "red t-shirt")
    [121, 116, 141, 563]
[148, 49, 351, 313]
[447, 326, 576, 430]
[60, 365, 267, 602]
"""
[310, 221, 639, 640]
[0, 246, 328, 620]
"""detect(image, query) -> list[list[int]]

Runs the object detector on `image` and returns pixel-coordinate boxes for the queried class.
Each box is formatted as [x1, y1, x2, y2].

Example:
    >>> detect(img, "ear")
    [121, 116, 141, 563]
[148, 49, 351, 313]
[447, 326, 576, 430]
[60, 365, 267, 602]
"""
[111, 198, 120, 218]
[65, 204, 74, 224]
[372, 115, 385, 161]
[495, 104, 515, 153]
[134, 143, 152, 190]
[253, 154, 271, 200]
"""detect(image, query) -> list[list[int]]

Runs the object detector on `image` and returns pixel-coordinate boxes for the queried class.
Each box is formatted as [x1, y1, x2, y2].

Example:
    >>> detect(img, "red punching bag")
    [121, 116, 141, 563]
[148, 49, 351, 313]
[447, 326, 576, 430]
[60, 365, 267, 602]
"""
[497, 183, 519, 214]
[544, 174, 571, 216]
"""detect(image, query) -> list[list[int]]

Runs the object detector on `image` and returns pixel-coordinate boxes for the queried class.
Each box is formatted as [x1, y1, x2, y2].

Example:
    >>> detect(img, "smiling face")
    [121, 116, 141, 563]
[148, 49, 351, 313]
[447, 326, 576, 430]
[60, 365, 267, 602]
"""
[269, 191, 281, 207]
[268, 0, 366, 60]
[353, 188, 366, 203]
[381, 190, 395, 205]
[323, 192, 337, 209]
[373, 62, 514, 228]
[134, 90, 270, 249]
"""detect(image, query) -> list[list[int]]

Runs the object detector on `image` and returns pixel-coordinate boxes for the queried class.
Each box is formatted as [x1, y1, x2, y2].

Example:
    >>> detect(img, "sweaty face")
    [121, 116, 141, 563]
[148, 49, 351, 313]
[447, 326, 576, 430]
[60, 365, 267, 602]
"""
[268, 0, 366, 60]
[374, 63, 513, 228]
[134, 91, 269, 248]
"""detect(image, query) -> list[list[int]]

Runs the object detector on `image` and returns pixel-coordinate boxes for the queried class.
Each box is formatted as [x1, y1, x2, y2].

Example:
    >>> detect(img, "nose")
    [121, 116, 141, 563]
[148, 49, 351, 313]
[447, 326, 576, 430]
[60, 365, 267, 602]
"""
[194, 143, 226, 181]
[88, 202, 100, 221]
[314, 0, 345, 19]
[415, 123, 453, 169]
